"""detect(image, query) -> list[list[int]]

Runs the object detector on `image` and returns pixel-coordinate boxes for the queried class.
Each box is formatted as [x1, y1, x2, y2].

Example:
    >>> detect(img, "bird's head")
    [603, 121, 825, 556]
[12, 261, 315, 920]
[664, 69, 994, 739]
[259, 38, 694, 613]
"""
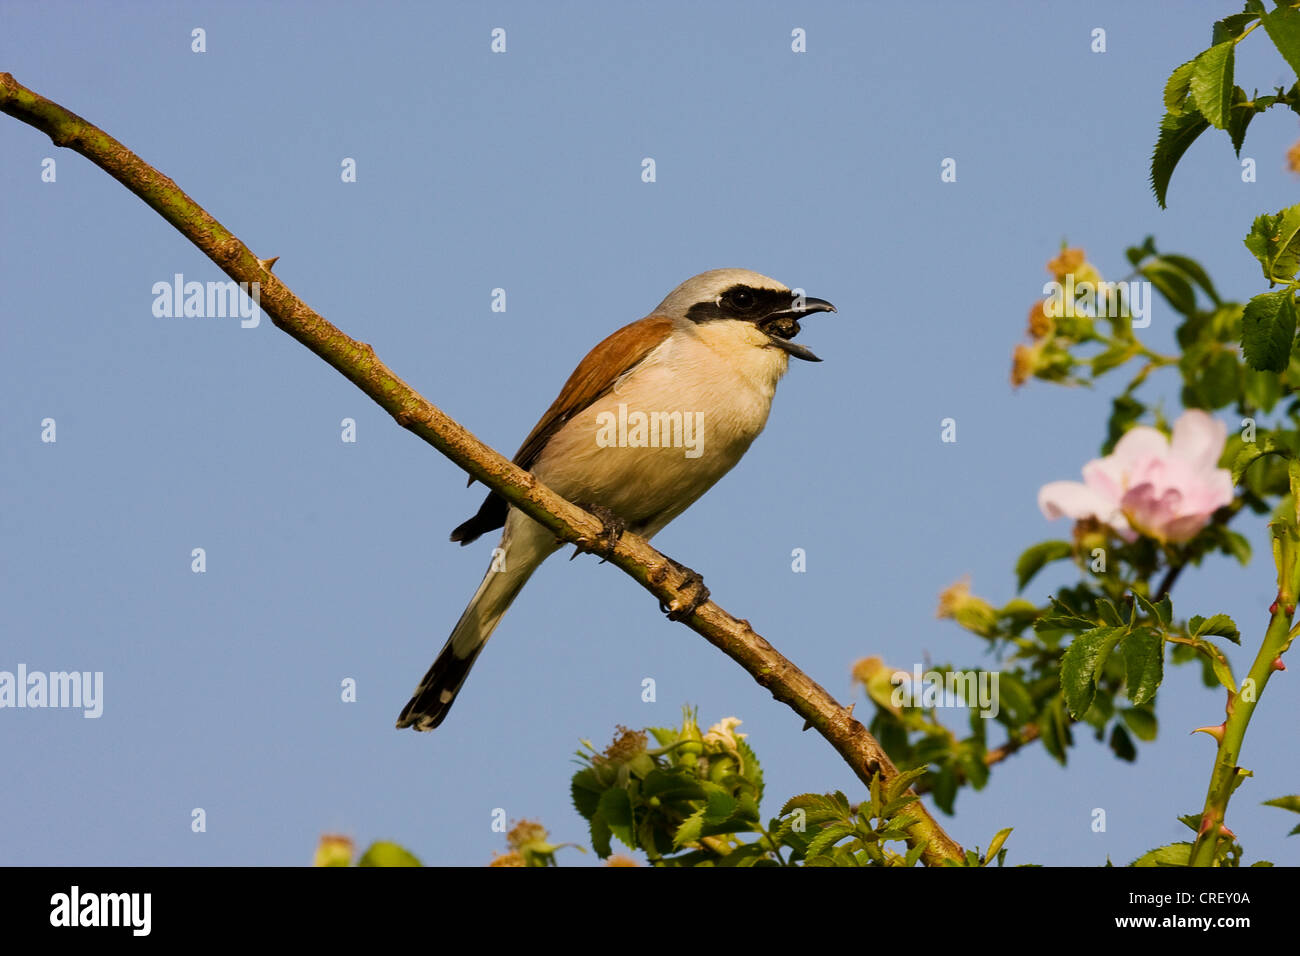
[651, 268, 835, 362]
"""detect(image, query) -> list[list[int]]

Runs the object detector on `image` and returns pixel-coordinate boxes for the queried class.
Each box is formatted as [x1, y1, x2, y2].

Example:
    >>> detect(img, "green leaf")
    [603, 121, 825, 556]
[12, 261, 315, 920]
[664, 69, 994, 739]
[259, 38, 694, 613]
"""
[1060, 627, 1123, 718]
[1232, 436, 1292, 484]
[1091, 341, 1135, 376]
[571, 768, 604, 819]
[1040, 696, 1071, 765]
[598, 788, 637, 851]
[903, 841, 926, 867]
[1191, 612, 1241, 644]
[588, 813, 613, 858]
[931, 766, 958, 814]
[1213, 12, 1260, 45]
[983, 827, 1013, 864]
[1163, 58, 1197, 114]
[701, 784, 739, 826]
[1034, 613, 1097, 633]
[673, 807, 705, 850]
[1140, 261, 1197, 317]
[1015, 540, 1073, 592]
[1241, 290, 1296, 373]
[1151, 110, 1210, 208]
[780, 792, 850, 825]
[1262, 5, 1300, 80]
[357, 841, 422, 867]
[994, 673, 1035, 725]
[1121, 706, 1159, 741]
[1123, 627, 1165, 705]
[1105, 395, 1145, 454]
[1158, 253, 1222, 305]
[1198, 348, 1240, 410]
[1264, 795, 1300, 814]
[1096, 599, 1124, 627]
[805, 823, 857, 859]
[1131, 842, 1193, 867]
[1132, 589, 1172, 626]
[1190, 42, 1235, 129]
[715, 841, 770, 867]
[1226, 86, 1255, 155]
[1244, 207, 1300, 282]
[1126, 236, 1158, 268]
[1109, 723, 1137, 762]
[1243, 367, 1282, 413]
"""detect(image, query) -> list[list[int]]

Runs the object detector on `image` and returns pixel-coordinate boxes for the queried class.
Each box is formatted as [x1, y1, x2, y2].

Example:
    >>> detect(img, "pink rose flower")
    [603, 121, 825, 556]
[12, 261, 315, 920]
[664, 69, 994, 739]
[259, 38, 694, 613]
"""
[1038, 410, 1234, 543]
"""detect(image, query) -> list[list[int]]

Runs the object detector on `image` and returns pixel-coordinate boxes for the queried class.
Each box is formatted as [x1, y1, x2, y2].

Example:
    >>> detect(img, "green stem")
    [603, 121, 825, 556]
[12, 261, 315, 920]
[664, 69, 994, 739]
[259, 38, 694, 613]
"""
[1188, 520, 1298, 866]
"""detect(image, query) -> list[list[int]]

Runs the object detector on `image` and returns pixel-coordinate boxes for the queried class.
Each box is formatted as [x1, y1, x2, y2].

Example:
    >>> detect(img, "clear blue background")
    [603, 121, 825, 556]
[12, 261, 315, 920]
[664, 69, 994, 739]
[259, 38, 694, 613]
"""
[2, 0, 1297, 866]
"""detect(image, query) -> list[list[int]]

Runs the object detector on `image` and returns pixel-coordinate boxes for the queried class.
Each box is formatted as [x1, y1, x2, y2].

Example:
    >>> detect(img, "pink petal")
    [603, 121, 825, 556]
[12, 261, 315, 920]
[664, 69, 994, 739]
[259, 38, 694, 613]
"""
[1038, 480, 1115, 521]
[1170, 410, 1227, 472]
[1109, 426, 1170, 469]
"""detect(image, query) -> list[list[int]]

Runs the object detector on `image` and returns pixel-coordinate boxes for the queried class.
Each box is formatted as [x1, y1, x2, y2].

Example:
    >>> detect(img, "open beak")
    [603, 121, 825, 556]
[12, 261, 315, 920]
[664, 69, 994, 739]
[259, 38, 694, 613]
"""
[761, 297, 836, 362]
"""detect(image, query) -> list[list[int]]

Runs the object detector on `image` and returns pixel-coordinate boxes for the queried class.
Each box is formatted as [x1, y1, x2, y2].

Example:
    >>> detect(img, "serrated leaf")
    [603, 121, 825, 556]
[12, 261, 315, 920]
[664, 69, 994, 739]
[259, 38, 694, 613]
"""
[597, 788, 637, 851]
[1226, 86, 1255, 155]
[1151, 110, 1210, 208]
[1060, 627, 1123, 718]
[1123, 627, 1165, 705]
[805, 823, 857, 860]
[883, 765, 929, 803]
[1015, 540, 1073, 592]
[1213, 12, 1260, 45]
[1262, 6, 1300, 80]
[1241, 290, 1296, 372]
[1190, 42, 1235, 129]
[1245, 208, 1300, 283]
[588, 813, 613, 858]
[571, 768, 604, 819]
[903, 841, 926, 867]
[673, 807, 705, 849]
[735, 736, 763, 802]
[1096, 599, 1124, 626]
[1233, 436, 1292, 483]
[701, 785, 738, 826]
[1034, 613, 1097, 633]
[1163, 58, 1197, 114]
[1131, 842, 1193, 867]
[357, 841, 422, 867]
[1192, 612, 1241, 644]
[1132, 590, 1171, 626]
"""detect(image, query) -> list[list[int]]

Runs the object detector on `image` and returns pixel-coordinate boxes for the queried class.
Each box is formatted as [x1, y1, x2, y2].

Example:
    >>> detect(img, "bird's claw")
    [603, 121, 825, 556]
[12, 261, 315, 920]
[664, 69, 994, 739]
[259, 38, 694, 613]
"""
[660, 564, 710, 621]
[570, 504, 627, 562]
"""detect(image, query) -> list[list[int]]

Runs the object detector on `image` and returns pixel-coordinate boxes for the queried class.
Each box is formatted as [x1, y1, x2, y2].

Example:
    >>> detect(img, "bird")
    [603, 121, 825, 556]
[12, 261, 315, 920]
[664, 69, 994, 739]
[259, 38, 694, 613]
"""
[396, 268, 835, 731]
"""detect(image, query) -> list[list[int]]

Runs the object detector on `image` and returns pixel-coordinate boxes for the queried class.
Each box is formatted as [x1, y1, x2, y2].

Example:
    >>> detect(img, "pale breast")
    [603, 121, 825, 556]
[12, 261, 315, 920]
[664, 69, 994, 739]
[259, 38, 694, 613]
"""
[531, 320, 789, 536]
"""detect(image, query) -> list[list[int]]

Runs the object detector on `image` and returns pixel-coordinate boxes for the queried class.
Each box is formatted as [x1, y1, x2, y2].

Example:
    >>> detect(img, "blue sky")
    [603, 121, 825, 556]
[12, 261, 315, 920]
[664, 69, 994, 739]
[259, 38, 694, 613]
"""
[2, 0, 1297, 866]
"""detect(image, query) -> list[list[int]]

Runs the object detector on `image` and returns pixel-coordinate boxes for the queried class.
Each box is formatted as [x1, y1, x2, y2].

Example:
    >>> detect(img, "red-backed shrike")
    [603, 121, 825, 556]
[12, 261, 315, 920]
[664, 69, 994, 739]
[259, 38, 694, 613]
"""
[396, 268, 834, 730]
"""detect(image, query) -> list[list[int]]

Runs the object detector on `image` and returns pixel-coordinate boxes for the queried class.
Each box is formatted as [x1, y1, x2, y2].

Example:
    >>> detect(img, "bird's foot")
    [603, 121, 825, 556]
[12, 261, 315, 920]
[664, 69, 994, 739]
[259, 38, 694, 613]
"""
[659, 560, 710, 621]
[570, 503, 627, 562]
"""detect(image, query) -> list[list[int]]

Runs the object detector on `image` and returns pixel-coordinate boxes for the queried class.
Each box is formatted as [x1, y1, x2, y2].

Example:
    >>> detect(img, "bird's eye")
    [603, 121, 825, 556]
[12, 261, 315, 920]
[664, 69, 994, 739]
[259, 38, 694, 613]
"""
[727, 289, 756, 311]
